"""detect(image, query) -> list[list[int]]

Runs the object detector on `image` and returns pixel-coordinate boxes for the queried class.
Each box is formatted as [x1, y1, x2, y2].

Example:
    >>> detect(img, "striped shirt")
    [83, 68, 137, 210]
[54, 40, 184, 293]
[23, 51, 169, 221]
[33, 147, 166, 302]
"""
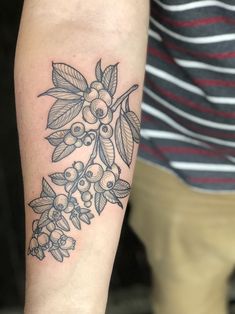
[139, 0, 235, 191]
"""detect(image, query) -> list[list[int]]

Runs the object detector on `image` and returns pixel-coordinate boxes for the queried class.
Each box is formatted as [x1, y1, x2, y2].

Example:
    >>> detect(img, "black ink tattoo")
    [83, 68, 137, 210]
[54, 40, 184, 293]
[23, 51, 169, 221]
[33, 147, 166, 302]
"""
[28, 60, 140, 262]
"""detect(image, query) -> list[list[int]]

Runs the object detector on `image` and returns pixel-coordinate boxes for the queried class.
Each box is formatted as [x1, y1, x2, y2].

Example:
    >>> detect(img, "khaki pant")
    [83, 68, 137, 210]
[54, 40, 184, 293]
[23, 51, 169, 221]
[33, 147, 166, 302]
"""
[129, 159, 235, 314]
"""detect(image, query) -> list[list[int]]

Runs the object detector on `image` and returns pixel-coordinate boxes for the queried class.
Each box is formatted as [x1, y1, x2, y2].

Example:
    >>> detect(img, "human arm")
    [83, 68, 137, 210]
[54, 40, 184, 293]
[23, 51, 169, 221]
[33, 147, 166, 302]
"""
[15, 1, 149, 313]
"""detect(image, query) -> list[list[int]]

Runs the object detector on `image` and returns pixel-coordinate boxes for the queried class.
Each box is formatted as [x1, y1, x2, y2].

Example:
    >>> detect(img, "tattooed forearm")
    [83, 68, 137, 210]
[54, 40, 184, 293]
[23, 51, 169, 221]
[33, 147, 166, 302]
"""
[28, 60, 140, 262]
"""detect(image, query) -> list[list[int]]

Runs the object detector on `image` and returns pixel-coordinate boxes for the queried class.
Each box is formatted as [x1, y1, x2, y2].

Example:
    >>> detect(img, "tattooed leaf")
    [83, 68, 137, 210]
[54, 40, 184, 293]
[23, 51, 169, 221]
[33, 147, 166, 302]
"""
[52, 70, 78, 93]
[56, 216, 70, 231]
[79, 214, 90, 224]
[29, 197, 54, 214]
[124, 111, 140, 143]
[80, 208, 90, 214]
[52, 143, 76, 162]
[70, 214, 81, 230]
[52, 69, 78, 93]
[60, 249, 70, 257]
[38, 210, 50, 228]
[41, 87, 82, 100]
[102, 64, 118, 96]
[47, 98, 84, 129]
[49, 172, 67, 186]
[113, 179, 131, 198]
[94, 192, 107, 214]
[87, 212, 94, 219]
[115, 114, 134, 167]
[104, 190, 123, 208]
[99, 138, 114, 167]
[35, 248, 45, 260]
[41, 178, 56, 198]
[95, 59, 102, 81]
[32, 220, 39, 232]
[50, 249, 63, 262]
[46, 130, 69, 146]
[52, 63, 88, 92]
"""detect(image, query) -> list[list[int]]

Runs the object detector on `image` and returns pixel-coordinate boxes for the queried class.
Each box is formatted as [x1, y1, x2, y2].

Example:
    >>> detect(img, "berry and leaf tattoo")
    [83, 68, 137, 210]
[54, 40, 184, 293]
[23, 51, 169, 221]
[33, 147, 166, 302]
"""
[28, 60, 140, 262]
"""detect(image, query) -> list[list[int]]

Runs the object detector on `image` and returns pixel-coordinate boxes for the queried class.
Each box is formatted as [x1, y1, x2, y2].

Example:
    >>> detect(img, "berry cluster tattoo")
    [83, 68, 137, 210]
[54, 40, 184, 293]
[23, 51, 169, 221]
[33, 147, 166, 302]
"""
[28, 60, 140, 262]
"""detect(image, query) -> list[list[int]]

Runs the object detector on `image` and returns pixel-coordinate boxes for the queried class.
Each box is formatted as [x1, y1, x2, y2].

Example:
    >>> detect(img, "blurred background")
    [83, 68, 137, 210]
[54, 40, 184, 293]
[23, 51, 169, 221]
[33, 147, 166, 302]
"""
[1, 1, 235, 314]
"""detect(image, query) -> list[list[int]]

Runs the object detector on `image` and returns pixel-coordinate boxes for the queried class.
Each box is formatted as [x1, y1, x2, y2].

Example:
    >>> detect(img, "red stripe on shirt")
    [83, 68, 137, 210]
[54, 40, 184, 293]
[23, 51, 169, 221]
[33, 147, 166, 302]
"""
[139, 143, 165, 160]
[164, 40, 235, 60]
[146, 76, 235, 118]
[158, 146, 224, 156]
[154, 12, 235, 28]
[189, 177, 235, 184]
[193, 79, 235, 88]
[148, 47, 174, 63]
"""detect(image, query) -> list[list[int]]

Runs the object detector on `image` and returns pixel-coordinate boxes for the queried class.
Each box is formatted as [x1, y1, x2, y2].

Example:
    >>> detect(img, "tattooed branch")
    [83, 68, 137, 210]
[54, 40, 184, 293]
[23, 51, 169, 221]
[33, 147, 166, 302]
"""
[28, 60, 140, 262]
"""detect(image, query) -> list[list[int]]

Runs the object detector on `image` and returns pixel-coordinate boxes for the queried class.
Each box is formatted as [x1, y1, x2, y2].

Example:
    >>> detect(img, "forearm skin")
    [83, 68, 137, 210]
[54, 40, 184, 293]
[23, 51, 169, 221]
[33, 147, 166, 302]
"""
[15, 1, 149, 313]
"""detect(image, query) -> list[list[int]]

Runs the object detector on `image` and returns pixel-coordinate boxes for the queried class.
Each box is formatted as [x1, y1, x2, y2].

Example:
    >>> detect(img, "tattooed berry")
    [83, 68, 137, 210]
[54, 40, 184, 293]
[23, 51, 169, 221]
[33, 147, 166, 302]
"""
[53, 194, 68, 211]
[77, 178, 91, 192]
[89, 133, 96, 141]
[38, 233, 49, 246]
[29, 238, 45, 260]
[94, 182, 104, 193]
[58, 235, 67, 246]
[84, 201, 92, 208]
[110, 163, 120, 180]
[85, 164, 104, 183]
[84, 87, 98, 102]
[46, 222, 56, 232]
[29, 238, 39, 252]
[49, 208, 62, 221]
[82, 106, 98, 124]
[71, 122, 85, 137]
[100, 109, 113, 124]
[50, 229, 63, 243]
[64, 202, 75, 213]
[100, 124, 113, 139]
[59, 236, 76, 250]
[90, 99, 108, 118]
[91, 81, 104, 91]
[64, 132, 77, 145]
[64, 167, 78, 181]
[99, 89, 112, 106]
[73, 161, 84, 173]
[75, 138, 83, 148]
[29, 238, 38, 251]
[81, 191, 92, 202]
[83, 135, 92, 146]
[100, 171, 116, 190]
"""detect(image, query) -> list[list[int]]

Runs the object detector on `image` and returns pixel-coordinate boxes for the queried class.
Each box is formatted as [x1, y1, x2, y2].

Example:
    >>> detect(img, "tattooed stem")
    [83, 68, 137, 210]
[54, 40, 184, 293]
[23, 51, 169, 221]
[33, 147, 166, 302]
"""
[111, 84, 138, 112]
[82, 134, 99, 172]
[68, 132, 99, 199]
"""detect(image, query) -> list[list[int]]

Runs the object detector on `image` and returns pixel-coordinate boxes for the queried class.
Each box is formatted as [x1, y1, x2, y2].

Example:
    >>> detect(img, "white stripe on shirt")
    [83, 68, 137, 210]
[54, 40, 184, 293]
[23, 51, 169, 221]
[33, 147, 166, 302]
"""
[174, 58, 235, 74]
[142, 102, 235, 147]
[144, 87, 235, 130]
[170, 161, 235, 171]
[146, 64, 235, 104]
[140, 129, 209, 147]
[148, 29, 162, 42]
